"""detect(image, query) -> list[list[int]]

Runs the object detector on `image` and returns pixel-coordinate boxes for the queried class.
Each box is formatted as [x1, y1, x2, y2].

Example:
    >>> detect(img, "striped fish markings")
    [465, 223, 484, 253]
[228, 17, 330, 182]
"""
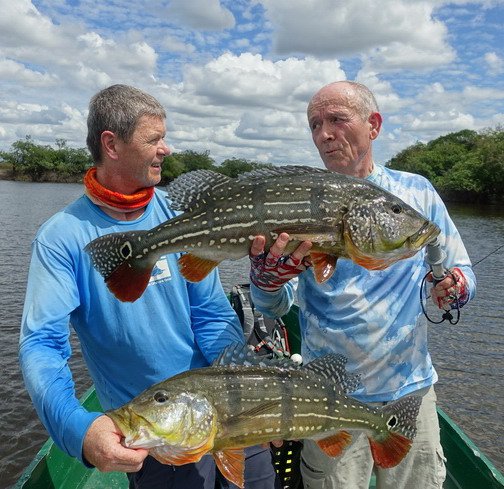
[107, 345, 421, 488]
[85, 166, 440, 301]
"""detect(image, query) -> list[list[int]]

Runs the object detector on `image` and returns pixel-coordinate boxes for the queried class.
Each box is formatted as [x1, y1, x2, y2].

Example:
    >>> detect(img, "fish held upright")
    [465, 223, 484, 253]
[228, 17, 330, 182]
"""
[85, 166, 440, 301]
[106, 345, 422, 488]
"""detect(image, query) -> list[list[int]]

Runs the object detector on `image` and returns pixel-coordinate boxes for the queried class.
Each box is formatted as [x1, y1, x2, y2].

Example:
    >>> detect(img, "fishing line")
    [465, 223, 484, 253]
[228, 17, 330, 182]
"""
[421, 243, 504, 325]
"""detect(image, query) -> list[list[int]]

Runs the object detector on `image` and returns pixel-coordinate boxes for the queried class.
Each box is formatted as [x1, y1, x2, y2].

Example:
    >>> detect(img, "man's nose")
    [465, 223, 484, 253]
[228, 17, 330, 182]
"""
[159, 139, 171, 156]
[320, 121, 334, 140]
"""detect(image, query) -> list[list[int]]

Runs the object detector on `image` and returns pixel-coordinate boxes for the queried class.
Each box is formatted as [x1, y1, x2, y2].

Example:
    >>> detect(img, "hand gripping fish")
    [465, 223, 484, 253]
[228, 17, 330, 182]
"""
[85, 166, 440, 301]
[107, 345, 421, 488]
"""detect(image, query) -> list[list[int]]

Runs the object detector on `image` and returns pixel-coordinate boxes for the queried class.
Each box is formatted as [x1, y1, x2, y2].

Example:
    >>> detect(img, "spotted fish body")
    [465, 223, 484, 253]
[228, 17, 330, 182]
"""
[85, 166, 440, 301]
[107, 345, 421, 488]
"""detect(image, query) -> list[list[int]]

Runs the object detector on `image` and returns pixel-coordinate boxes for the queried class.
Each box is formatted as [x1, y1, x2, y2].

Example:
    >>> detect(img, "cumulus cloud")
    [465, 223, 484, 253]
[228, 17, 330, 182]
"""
[182, 52, 345, 109]
[257, 0, 455, 69]
[0, 0, 501, 168]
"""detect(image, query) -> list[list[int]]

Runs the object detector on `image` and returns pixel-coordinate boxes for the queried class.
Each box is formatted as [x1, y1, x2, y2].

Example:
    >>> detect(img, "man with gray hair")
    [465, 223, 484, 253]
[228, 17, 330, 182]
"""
[249, 80, 476, 488]
[20, 84, 279, 489]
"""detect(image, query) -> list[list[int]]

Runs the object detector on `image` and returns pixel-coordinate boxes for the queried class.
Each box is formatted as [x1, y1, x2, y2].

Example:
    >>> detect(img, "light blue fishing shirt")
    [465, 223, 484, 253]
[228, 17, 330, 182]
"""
[19, 189, 244, 464]
[251, 164, 476, 403]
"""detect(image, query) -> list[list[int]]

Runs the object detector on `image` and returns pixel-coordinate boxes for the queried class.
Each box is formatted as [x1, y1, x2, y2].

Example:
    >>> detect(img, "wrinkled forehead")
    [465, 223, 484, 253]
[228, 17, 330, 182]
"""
[307, 87, 359, 119]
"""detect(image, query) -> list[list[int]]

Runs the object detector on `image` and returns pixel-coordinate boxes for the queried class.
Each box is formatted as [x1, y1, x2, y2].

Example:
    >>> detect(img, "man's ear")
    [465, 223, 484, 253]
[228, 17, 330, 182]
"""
[101, 131, 119, 160]
[369, 112, 382, 141]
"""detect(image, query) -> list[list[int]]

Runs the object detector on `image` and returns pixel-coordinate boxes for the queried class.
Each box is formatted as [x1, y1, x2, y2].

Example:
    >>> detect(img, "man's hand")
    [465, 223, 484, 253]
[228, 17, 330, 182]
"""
[249, 233, 312, 292]
[83, 415, 148, 472]
[429, 267, 469, 310]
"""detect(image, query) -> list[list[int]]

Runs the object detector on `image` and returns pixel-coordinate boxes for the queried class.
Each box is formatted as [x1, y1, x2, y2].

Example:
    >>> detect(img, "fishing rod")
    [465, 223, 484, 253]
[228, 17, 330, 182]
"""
[421, 241, 504, 325]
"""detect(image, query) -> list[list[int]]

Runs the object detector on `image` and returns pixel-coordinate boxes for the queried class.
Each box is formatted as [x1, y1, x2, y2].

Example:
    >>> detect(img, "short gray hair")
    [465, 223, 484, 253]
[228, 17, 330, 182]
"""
[307, 80, 380, 121]
[347, 81, 380, 119]
[86, 84, 166, 164]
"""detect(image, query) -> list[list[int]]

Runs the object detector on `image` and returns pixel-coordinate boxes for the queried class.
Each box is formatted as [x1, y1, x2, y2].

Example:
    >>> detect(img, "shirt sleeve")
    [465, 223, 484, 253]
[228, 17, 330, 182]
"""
[19, 239, 101, 464]
[249, 280, 296, 319]
[187, 269, 246, 363]
[428, 186, 477, 302]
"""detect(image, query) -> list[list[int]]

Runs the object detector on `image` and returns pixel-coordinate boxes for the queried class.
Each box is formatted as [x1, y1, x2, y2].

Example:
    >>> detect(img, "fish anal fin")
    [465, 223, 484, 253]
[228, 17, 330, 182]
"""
[310, 252, 337, 283]
[368, 432, 412, 468]
[178, 253, 219, 282]
[213, 448, 245, 488]
[106, 260, 153, 302]
[316, 431, 353, 457]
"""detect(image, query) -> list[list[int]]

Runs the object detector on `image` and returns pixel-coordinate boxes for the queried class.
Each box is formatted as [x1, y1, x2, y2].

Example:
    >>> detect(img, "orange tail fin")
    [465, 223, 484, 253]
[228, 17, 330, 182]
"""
[85, 231, 154, 302]
[105, 260, 154, 302]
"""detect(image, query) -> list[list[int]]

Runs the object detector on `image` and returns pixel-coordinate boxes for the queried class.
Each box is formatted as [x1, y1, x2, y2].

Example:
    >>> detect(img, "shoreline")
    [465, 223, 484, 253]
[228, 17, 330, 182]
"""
[0, 170, 501, 205]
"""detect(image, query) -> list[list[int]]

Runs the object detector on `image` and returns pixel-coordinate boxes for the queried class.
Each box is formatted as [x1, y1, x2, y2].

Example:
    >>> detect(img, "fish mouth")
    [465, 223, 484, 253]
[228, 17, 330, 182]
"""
[408, 221, 440, 249]
[107, 408, 155, 448]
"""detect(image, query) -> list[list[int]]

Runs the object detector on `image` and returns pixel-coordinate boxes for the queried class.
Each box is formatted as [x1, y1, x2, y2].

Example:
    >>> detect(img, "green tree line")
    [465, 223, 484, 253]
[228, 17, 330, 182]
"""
[386, 127, 504, 202]
[1, 128, 503, 202]
[0, 136, 272, 183]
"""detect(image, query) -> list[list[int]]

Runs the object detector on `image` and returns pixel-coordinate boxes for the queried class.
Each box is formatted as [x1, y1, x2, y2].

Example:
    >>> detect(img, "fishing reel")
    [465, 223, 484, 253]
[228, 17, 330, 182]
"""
[421, 238, 461, 325]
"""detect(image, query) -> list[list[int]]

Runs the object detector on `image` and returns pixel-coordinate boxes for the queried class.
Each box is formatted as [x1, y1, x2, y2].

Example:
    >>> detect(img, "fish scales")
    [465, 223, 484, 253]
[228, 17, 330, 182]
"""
[107, 346, 421, 488]
[85, 166, 440, 302]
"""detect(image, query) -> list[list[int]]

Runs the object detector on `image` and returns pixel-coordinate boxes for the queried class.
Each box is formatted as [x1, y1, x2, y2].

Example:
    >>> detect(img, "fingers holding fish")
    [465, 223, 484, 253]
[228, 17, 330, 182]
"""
[83, 415, 148, 473]
[250, 233, 313, 292]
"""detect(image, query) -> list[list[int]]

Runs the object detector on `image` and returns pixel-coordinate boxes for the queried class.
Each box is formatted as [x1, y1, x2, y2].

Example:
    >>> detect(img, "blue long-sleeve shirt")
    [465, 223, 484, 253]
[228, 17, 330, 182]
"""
[19, 189, 244, 462]
[251, 165, 476, 402]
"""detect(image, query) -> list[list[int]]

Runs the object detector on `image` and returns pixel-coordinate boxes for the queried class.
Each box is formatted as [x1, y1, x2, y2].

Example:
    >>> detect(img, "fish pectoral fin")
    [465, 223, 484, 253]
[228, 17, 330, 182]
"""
[178, 253, 220, 282]
[316, 431, 353, 457]
[310, 252, 337, 283]
[223, 401, 280, 437]
[213, 448, 245, 488]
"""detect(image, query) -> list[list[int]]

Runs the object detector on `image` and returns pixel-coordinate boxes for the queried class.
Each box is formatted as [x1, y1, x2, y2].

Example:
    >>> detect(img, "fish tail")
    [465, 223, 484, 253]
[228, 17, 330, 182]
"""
[85, 230, 154, 302]
[368, 396, 422, 468]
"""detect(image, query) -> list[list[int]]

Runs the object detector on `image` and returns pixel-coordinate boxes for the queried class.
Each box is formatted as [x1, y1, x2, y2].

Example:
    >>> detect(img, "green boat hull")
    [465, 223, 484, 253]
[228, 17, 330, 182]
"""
[16, 305, 504, 489]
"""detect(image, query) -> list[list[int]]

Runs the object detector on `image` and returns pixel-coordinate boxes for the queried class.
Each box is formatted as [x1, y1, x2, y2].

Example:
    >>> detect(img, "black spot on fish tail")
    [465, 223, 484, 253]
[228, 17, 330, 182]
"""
[85, 230, 153, 302]
[381, 396, 422, 441]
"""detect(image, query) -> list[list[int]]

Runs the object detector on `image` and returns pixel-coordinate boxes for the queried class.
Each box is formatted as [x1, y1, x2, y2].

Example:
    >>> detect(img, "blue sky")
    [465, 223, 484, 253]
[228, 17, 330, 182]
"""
[0, 0, 502, 166]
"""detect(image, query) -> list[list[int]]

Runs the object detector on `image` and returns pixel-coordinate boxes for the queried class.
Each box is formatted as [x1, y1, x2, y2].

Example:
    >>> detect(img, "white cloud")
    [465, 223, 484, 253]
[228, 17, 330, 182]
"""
[182, 52, 345, 110]
[257, 0, 455, 70]
[164, 0, 235, 30]
[0, 58, 59, 87]
[484, 51, 504, 75]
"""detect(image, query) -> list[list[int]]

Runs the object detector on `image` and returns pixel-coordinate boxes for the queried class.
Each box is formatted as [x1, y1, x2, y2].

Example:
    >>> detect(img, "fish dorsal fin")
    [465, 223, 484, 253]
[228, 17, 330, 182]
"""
[213, 343, 297, 368]
[302, 354, 361, 394]
[213, 448, 245, 488]
[237, 165, 328, 182]
[166, 170, 231, 211]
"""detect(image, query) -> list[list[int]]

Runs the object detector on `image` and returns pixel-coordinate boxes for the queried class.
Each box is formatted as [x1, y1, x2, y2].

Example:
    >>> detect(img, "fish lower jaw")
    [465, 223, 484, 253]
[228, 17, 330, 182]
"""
[123, 426, 166, 449]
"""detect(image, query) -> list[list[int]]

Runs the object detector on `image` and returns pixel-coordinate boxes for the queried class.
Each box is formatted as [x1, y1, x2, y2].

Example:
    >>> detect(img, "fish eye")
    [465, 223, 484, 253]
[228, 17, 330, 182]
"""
[154, 391, 169, 403]
[391, 204, 402, 214]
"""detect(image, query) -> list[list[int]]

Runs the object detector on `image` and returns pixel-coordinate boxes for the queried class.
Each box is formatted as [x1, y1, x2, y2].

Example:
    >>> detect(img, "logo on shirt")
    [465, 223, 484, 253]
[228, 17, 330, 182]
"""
[148, 255, 172, 286]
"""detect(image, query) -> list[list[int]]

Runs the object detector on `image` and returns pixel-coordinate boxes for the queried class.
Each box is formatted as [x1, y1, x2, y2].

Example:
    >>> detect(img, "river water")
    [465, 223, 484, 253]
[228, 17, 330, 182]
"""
[0, 180, 502, 488]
